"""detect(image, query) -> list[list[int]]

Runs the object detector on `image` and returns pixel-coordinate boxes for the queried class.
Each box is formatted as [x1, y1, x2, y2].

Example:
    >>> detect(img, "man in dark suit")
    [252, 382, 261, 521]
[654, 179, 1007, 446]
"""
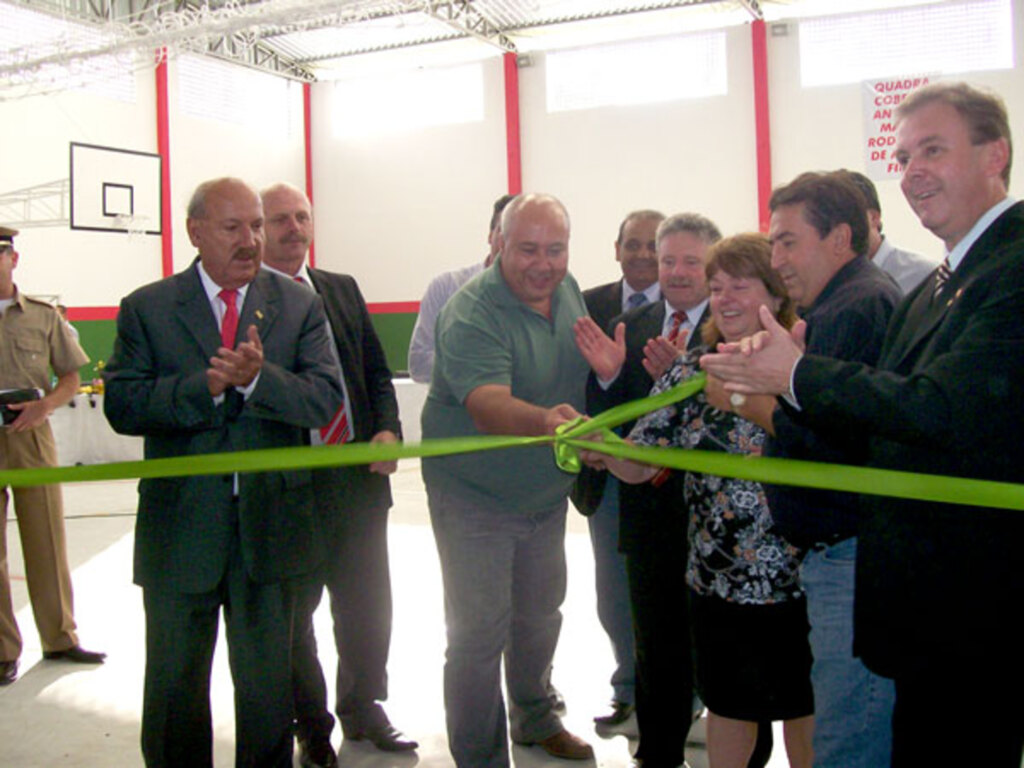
[260, 183, 413, 768]
[575, 213, 721, 768]
[103, 177, 344, 768]
[572, 209, 663, 729]
[702, 82, 1024, 766]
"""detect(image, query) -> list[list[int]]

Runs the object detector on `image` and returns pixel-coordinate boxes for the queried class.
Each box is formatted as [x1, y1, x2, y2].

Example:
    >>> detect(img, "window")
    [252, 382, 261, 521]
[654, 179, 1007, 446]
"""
[331, 62, 485, 139]
[799, 0, 1014, 87]
[178, 54, 300, 139]
[546, 31, 727, 112]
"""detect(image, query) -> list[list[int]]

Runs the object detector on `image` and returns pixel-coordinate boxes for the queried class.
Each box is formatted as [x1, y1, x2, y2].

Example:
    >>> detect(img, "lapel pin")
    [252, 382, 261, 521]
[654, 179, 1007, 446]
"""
[255, 309, 264, 320]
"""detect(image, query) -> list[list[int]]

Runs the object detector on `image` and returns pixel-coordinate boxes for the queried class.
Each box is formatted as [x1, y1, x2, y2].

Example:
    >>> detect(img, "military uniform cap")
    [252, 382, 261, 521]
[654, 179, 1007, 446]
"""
[0, 226, 18, 247]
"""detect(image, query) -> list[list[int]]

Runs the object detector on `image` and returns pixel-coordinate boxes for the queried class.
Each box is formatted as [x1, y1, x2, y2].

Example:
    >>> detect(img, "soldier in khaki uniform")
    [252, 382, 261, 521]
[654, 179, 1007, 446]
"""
[0, 226, 105, 686]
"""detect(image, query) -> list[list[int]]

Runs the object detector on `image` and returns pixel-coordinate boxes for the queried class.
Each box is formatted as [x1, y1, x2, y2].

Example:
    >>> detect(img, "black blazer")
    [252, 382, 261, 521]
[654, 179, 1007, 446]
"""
[307, 268, 401, 524]
[571, 280, 626, 517]
[104, 264, 343, 592]
[572, 294, 708, 555]
[791, 202, 1024, 677]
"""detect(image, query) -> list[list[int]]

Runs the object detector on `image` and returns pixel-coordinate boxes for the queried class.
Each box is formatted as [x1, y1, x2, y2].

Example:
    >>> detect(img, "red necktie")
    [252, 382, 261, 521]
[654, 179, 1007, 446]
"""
[219, 289, 239, 348]
[667, 311, 686, 343]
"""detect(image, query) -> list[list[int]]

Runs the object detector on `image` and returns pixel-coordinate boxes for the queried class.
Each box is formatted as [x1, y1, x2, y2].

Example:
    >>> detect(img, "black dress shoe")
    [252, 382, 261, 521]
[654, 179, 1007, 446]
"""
[0, 659, 17, 686]
[345, 723, 418, 752]
[296, 733, 337, 768]
[42, 645, 106, 664]
[594, 700, 635, 726]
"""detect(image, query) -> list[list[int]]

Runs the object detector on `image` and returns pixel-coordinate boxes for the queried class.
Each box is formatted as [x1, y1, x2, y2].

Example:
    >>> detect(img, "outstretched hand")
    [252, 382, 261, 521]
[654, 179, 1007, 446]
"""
[573, 316, 626, 382]
[642, 329, 688, 381]
[699, 306, 806, 395]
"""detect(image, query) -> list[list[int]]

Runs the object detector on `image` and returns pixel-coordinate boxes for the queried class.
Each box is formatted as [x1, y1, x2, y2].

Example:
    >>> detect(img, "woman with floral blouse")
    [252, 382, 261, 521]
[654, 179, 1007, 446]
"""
[592, 234, 814, 768]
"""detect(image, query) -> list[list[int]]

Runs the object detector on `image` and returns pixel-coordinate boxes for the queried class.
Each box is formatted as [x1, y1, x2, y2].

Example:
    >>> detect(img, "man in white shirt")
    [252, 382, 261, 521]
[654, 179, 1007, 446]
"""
[841, 170, 937, 293]
[407, 194, 516, 383]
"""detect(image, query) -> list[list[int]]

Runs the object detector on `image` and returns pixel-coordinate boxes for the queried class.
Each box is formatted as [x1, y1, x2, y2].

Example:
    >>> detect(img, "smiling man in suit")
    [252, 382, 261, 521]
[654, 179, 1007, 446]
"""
[104, 177, 344, 768]
[259, 182, 412, 768]
[571, 209, 663, 730]
[574, 212, 720, 768]
[702, 82, 1024, 767]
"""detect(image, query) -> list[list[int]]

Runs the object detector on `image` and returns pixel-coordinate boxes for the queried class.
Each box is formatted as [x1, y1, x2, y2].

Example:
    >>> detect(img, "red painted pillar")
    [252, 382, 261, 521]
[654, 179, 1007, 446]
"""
[503, 52, 523, 195]
[751, 20, 772, 233]
[303, 81, 316, 267]
[155, 49, 174, 277]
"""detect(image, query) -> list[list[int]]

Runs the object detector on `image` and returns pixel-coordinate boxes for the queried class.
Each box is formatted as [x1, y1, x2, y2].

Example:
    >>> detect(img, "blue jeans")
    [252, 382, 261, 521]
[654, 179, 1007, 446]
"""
[587, 477, 635, 704]
[801, 537, 894, 768]
[428, 486, 567, 768]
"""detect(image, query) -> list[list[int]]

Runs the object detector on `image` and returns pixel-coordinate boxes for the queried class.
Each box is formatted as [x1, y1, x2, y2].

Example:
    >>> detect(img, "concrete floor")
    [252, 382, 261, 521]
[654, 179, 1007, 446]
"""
[0, 458, 803, 768]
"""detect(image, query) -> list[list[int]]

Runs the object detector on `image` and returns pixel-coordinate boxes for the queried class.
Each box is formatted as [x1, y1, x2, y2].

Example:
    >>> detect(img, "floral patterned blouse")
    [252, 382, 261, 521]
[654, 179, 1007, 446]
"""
[628, 349, 805, 605]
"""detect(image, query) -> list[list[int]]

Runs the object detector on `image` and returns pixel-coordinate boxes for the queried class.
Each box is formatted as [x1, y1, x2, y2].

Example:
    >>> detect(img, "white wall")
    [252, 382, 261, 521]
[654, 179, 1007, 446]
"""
[309, 57, 508, 303]
[518, 24, 758, 293]
[767, 10, 1024, 261]
[165, 59, 306, 276]
[0, 71, 161, 305]
[3, 0, 1024, 308]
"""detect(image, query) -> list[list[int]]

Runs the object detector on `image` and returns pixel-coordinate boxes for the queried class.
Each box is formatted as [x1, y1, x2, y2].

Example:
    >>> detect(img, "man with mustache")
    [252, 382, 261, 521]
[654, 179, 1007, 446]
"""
[702, 82, 1024, 766]
[104, 177, 343, 768]
[574, 212, 720, 768]
[259, 182, 412, 768]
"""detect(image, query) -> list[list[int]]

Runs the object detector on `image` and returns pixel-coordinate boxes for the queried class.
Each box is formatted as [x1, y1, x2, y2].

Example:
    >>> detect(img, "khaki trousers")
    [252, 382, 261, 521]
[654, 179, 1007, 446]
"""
[0, 420, 78, 661]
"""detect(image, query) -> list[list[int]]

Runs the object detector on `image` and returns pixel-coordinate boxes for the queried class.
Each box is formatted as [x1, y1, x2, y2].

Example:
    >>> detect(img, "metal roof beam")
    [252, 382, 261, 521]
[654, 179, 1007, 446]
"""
[420, 0, 516, 52]
[0, 179, 70, 229]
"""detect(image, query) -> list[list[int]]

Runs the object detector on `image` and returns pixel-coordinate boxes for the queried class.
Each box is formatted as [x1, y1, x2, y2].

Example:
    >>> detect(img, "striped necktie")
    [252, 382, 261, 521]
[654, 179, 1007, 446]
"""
[933, 257, 952, 298]
[666, 311, 687, 343]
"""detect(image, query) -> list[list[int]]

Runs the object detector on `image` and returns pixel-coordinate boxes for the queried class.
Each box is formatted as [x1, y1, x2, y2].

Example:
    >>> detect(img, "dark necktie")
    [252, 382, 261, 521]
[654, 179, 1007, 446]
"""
[627, 292, 648, 310]
[933, 256, 952, 298]
[219, 289, 239, 348]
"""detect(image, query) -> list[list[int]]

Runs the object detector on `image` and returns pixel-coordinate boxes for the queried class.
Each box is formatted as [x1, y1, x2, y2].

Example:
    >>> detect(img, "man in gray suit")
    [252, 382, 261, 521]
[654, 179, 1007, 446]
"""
[571, 209, 663, 729]
[104, 177, 343, 768]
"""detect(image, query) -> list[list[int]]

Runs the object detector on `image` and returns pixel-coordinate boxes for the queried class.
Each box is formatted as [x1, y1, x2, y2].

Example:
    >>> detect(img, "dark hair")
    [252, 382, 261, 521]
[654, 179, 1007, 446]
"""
[489, 194, 518, 232]
[769, 171, 869, 257]
[700, 233, 797, 346]
[838, 169, 880, 213]
[896, 81, 1012, 186]
[616, 210, 665, 244]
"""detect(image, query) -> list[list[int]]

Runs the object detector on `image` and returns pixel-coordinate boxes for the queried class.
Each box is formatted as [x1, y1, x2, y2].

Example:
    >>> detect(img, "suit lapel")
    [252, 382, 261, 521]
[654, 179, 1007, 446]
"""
[307, 269, 346, 347]
[175, 266, 221, 359]
[886, 203, 1021, 369]
[886, 277, 948, 368]
[239, 271, 279, 343]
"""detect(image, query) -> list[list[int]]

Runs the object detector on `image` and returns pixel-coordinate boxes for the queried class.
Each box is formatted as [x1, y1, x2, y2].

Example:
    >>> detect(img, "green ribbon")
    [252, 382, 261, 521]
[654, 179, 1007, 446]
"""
[2, 370, 1023, 512]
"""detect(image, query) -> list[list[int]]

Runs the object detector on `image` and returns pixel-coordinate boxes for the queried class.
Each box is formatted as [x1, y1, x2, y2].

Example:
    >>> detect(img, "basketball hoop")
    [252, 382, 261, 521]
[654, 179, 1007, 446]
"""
[114, 213, 150, 241]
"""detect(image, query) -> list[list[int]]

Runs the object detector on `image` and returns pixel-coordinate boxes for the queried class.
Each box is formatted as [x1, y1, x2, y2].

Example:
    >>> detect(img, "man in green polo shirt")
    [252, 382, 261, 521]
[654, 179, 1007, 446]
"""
[422, 194, 593, 768]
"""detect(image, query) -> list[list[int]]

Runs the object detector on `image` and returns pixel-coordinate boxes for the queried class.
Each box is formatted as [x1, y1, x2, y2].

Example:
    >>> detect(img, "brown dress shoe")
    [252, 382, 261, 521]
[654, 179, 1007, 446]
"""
[519, 729, 594, 760]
